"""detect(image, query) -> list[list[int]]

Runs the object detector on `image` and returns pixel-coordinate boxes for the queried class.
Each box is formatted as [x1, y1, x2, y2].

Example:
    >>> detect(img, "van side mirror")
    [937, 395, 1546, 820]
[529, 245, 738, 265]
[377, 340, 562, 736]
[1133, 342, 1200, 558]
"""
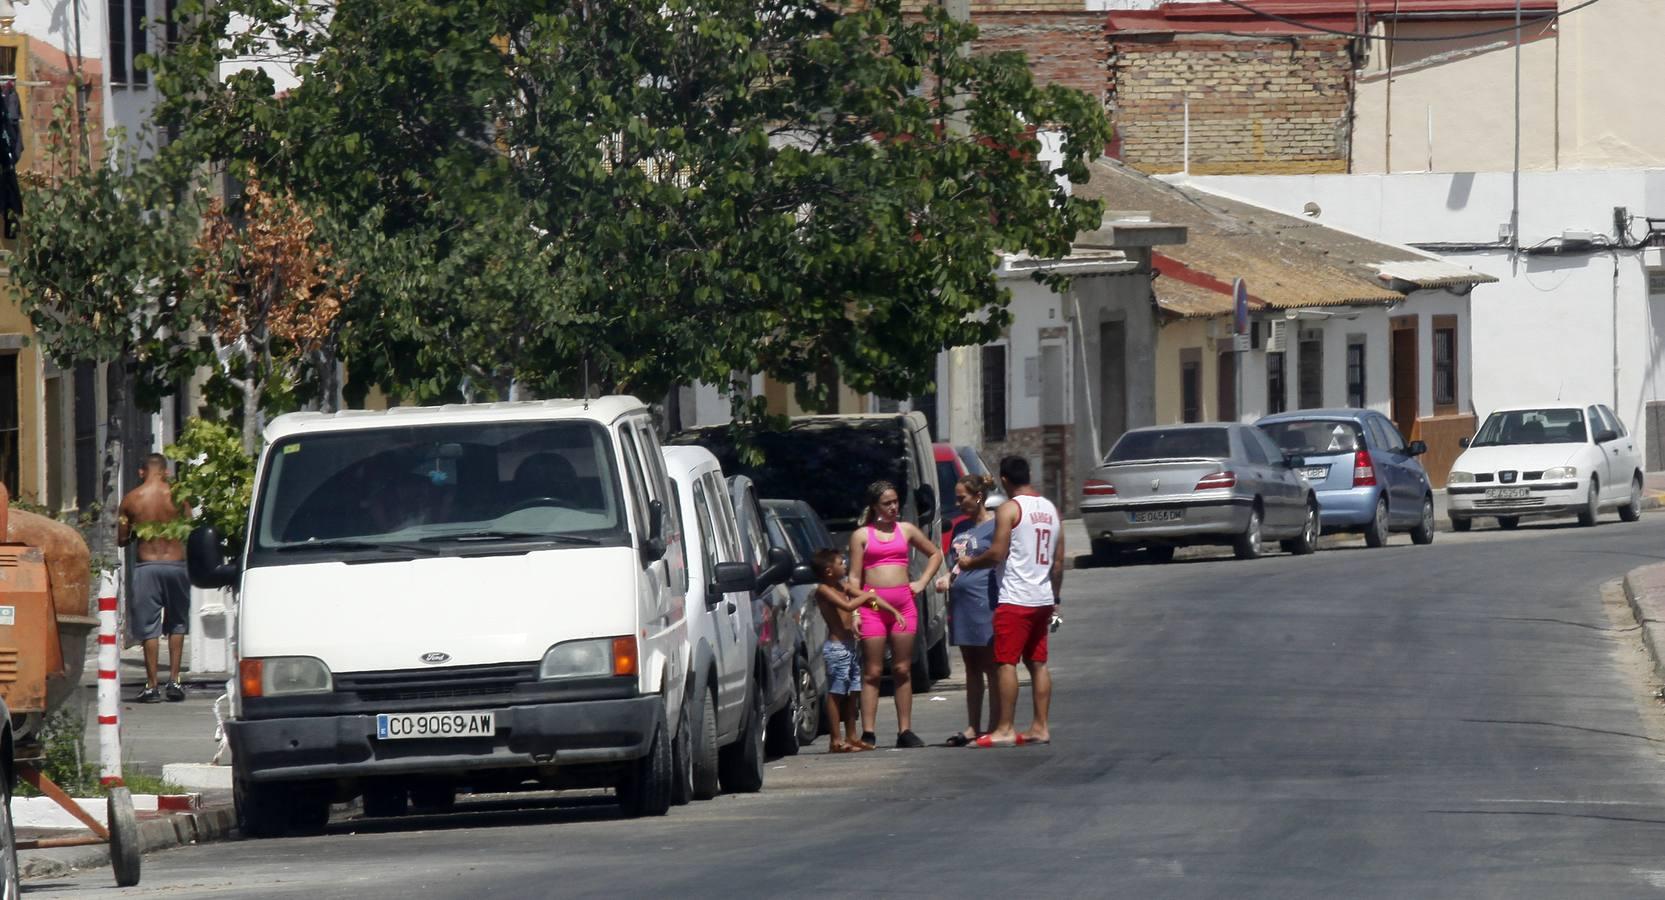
[1407, 440, 1428, 457]
[641, 499, 667, 563]
[789, 563, 818, 587]
[711, 561, 754, 599]
[186, 525, 239, 590]
[759, 546, 793, 588]
[916, 484, 937, 526]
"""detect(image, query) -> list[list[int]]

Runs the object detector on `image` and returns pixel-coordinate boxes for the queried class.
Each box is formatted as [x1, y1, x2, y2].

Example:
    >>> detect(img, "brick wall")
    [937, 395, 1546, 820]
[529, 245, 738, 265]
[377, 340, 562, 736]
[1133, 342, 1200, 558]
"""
[970, 15, 1109, 103]
[24, 42, 105, 173]
[983, 423, 1082, 516]
[1110, 35, 1353, 175]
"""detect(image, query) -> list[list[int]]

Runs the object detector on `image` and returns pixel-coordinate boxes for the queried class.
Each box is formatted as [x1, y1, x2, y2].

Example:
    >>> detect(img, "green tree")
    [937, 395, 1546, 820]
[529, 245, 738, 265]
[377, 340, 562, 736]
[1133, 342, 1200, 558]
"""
[155, 0, 1111, 413]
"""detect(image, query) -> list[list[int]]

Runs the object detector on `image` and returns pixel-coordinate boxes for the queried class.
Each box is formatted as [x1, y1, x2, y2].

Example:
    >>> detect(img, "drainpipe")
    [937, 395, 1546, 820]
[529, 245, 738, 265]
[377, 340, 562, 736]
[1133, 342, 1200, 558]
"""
[1510, 0, 1522, 258]
[1070, 290, 1102, 465]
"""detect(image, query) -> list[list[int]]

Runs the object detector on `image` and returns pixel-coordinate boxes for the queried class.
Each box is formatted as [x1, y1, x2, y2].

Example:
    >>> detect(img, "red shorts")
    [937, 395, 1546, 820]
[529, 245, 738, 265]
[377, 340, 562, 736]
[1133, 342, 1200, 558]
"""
[993, 603, 1053, 666]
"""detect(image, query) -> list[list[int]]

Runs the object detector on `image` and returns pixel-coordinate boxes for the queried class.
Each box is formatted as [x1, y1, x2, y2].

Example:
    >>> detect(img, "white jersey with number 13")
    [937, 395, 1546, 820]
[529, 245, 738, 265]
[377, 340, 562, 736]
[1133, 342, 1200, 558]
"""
[998, 494, 1059, 608]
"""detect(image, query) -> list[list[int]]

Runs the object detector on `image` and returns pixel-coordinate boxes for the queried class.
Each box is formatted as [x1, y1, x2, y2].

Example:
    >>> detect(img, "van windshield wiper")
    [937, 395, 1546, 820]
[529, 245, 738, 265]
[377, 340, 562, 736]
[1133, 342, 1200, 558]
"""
[274, 539, 439, 556]
[419, 530, 602, 546]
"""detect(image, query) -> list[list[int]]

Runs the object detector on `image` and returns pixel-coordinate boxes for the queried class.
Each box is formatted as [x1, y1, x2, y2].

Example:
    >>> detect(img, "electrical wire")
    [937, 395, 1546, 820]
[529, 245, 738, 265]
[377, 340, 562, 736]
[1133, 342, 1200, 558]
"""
[1199, 0, 1604, 42]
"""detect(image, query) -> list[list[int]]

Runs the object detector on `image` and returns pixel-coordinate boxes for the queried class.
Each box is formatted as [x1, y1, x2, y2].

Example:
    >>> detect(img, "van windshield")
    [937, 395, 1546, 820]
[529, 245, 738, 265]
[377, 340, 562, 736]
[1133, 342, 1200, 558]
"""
[250, 420, 629, 562]
[672, 422, 911, 534]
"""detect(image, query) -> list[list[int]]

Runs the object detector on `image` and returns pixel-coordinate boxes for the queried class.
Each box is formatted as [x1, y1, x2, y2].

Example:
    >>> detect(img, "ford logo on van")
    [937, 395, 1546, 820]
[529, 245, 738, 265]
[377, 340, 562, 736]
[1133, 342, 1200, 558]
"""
[420, 651, 451, 665]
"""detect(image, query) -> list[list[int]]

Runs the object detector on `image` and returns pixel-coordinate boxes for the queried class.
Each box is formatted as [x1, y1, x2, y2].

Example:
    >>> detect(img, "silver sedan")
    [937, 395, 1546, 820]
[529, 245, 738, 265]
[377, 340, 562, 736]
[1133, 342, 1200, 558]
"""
[1080, 423, 1319, 563]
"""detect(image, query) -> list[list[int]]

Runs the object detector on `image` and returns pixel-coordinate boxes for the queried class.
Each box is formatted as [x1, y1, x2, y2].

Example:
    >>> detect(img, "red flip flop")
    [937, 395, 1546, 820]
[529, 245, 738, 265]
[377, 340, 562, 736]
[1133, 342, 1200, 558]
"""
[1015, 734, 1051, 746]
[970, 734, 1018, 749]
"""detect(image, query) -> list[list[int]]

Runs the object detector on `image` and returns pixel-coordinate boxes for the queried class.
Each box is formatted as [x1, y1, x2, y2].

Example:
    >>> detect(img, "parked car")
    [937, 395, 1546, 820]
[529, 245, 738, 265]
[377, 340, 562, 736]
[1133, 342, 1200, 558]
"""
[1257, 409, 1436, 547]
[663, 446, 766, 799]
[2, 696, 16, 899]
[1080, 423, 1319, 562]
[761, 499, 832, 747]
[672, 413, 950, 691]
[188, 397, 693, 835]
[723, 474, 812, 758]
[1448, 403, 1645, 530]
[932, 443, 1006, 553]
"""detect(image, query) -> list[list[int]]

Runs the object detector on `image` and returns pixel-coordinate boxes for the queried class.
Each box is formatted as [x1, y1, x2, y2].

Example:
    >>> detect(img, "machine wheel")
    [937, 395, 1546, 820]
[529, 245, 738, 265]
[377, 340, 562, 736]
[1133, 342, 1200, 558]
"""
[1282, 502, 1320, 555]
[362, 782, 408, 818]
[1578, 479, 1601, 527]
[616, 710, 673, 818]
[718, 681, 765, 794]
[1233, 506, 1265, 560]
[1411, 496, 1436, 545]
[1363, 496, 1390, 548]
[107, 786, 141, 887]
[1621, 476, 1644, 523]
[691, 691, 720, 801]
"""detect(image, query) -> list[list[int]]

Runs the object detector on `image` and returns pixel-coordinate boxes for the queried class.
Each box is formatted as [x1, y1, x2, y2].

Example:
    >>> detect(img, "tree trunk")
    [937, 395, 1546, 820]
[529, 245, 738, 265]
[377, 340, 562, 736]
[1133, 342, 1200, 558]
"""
[241, 381, 261, 456]
[93, 359, 129, 563]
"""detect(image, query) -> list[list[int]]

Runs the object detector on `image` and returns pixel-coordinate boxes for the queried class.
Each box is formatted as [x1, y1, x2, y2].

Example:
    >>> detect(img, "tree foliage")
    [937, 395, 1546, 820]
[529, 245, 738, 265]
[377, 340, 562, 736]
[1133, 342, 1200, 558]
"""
[155, 0, 1112, 411]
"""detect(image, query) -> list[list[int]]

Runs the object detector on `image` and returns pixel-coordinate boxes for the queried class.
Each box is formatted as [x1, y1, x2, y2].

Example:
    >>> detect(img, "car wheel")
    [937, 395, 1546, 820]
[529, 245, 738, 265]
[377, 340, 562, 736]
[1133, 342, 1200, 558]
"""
[2, 776, 20, 900]
[1233, 505, 1264, 560]
[362, 782, 408, 819]
[1621, 476, 1644, 523]
[1497, 516, 1521, 531]
[1146, 544, 1176, 564]
[1411, 495, 1436, 545]
[765, 664, 803, 759]
[1363, 496, 1390, 548]
[1282, 502, 1319, 555]
[1089, 538, 1124, 567]
[617, 710, 673, 818]
[927, 632, 952, 680]
[1577, 479, 1600, 527]
[1451, 516, 1472, 533]
[691, 690, 720, 801]
[671, 688, 695, 806]
[793, 656, 822, 747]
[910, 634, 933, 694]
[718, 681, 765, 794]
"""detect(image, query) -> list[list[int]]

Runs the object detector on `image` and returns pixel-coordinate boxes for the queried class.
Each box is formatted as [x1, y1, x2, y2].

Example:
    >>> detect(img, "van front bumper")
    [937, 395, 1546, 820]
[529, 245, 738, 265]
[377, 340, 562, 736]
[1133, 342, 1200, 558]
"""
[227, 695, 660, 783]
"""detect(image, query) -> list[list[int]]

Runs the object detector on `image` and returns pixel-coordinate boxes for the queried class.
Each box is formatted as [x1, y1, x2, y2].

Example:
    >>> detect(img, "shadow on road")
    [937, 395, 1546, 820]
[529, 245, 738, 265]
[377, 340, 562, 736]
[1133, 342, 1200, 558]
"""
[326, 792, 628, 837]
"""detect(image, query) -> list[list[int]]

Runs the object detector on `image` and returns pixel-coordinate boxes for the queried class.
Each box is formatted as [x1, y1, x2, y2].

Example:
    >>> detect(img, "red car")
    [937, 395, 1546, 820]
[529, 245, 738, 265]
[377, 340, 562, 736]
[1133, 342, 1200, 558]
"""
[933, 443, 1000, 554]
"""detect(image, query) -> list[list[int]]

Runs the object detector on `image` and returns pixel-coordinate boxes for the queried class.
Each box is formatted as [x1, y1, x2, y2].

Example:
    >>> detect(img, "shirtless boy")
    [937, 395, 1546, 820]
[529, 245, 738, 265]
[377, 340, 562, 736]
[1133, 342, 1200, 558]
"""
[811, 548, 903, 753]
[117, 454, 193, 703]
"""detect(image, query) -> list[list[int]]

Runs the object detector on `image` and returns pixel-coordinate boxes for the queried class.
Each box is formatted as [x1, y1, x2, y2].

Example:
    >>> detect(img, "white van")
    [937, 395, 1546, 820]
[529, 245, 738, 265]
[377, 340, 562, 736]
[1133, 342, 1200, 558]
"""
[187, 397, 695, 836]
[660, 446, 764, 798]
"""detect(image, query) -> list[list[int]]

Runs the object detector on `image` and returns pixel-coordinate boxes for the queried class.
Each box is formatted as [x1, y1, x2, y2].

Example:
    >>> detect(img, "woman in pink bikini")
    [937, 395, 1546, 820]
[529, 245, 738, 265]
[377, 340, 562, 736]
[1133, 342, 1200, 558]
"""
[847, 480, 944, 748]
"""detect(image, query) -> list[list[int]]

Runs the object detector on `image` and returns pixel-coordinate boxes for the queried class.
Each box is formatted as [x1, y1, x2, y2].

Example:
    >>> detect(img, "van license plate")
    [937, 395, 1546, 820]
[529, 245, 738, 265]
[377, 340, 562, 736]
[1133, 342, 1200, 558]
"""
[376, 711, 496, 741]
[1130, 509, 1183, 523]
[1485, 488, 1529, 500]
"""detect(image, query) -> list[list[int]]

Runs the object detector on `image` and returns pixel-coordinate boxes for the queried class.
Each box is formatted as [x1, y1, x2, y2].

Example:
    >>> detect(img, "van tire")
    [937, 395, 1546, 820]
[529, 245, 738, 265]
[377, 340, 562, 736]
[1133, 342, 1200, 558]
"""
[718, 682, 765, 794]
[617, 712, 673, 818]
[672, 688, 695, 806]
[236, 773, 329, 838]
[928, 633, 952, 681]
[408, 781, 455, 814]
[691, 692, 720, 801]
[362, 782, 408, 819]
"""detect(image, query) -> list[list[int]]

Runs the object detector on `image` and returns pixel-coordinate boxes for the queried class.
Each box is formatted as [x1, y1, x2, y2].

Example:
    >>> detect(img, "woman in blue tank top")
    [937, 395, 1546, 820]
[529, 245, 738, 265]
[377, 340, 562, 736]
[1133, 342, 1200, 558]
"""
[936, 474, 998, 746]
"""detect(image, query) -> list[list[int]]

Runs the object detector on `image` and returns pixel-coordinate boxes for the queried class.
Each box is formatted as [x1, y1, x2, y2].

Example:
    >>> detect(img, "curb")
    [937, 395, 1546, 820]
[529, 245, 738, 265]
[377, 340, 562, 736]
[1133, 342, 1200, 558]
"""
[14, 793, 201, 829]
[20, 805, 236, 881]
[1622, 563, 1665, 686]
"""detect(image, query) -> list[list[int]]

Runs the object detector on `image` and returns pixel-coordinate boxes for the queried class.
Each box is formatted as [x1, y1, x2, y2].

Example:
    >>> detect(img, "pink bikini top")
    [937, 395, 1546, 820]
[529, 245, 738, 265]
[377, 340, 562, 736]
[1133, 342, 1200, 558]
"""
[863, 523, 909, 569]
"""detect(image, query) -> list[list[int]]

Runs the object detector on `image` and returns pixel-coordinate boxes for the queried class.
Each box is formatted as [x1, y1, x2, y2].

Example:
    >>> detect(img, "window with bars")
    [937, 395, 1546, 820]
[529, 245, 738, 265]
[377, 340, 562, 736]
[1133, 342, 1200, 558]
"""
[1433, 317, 1458, 410]
[1266, 351, 1287, 415]
[108, 0, 150, 85]
[1346, 340, 1366, 409]
[1180, 349, 1202, 423]
[981, 345, 1007, 441]
[1298, 336, 1324, 409]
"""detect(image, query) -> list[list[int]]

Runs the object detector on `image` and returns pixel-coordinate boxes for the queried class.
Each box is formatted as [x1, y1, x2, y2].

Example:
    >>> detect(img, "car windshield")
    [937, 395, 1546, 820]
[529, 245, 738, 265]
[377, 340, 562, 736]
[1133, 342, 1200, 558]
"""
[1260, 420, 1365, 456]
[771, 510, 831, 557]
[673, 422, 910, 533]
[956, 447, 991, 477]
[936, 461, 960, 498]
[1109, 427, 1231, 463]
[1471, 408, 1586, 447]
[251, 420, 628, 561]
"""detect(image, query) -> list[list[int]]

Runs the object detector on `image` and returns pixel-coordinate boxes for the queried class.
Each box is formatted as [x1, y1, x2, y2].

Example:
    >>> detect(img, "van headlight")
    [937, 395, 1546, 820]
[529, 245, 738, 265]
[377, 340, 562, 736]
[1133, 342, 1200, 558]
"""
[1542, 466, 1577, 481]
[1447, 471, 1475, 484]
[540, 637, 638, 680]
[239, 657, 332, 698]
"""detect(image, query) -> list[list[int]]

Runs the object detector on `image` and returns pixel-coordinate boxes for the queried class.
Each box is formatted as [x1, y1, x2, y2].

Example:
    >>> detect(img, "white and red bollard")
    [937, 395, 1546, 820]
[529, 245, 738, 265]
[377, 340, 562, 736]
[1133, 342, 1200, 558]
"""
[96, 567, 124, 787]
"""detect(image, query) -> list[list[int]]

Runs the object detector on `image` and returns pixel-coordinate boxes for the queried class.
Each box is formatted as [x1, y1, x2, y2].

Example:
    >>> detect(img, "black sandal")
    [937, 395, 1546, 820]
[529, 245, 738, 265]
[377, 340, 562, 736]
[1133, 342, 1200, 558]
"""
[945, 731, 975, 747]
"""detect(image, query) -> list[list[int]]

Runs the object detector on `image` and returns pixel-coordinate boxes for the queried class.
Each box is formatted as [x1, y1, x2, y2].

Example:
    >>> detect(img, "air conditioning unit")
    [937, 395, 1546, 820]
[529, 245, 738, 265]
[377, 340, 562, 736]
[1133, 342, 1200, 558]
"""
[1264, 320, 1288, 353]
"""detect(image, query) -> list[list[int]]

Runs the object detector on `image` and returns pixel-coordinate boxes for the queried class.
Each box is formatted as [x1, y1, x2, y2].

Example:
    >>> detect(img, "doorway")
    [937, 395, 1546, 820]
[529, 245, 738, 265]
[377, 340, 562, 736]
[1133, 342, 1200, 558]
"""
[1390, 317, 1418, 440]
[1098, 320, 1128, 456]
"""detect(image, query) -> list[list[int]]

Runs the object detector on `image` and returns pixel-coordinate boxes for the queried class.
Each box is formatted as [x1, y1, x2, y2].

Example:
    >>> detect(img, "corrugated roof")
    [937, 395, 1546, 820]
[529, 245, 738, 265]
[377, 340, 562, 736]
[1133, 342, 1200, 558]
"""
[1076, 160, 1493, 317]
[1109, 0, 1556, 34]
[1156, 277, 1259, 319]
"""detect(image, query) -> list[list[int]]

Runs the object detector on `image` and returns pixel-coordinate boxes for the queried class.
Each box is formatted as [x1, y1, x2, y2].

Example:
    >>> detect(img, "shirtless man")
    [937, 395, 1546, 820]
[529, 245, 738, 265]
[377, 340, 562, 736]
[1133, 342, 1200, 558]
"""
[117, 454, 192, 703]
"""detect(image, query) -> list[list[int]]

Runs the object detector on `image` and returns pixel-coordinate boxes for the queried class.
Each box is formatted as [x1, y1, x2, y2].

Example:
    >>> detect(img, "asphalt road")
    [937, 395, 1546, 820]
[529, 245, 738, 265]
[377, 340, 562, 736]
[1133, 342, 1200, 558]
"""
[31, 514, 1665, 899]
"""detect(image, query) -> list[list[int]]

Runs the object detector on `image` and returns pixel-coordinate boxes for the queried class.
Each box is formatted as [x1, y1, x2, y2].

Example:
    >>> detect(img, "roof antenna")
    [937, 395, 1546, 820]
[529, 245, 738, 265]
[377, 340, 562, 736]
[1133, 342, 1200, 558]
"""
[583, 355, 591, 410]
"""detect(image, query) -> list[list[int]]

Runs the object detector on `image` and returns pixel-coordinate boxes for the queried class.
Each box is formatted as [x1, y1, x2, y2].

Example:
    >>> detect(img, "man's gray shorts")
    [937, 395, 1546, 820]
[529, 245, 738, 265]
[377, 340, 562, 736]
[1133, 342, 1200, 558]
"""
[129, 561, 191, 642]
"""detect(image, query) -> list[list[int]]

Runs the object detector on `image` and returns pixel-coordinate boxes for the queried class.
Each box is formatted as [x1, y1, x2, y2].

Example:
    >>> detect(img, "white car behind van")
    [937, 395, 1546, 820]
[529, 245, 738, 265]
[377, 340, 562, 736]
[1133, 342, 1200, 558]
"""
[188, 397, 690, 835]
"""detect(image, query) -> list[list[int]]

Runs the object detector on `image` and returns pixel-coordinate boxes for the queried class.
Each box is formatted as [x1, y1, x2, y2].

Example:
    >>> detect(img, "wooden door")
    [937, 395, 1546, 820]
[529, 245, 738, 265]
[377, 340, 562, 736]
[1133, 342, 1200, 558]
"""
[1390, 318, 1418, 441]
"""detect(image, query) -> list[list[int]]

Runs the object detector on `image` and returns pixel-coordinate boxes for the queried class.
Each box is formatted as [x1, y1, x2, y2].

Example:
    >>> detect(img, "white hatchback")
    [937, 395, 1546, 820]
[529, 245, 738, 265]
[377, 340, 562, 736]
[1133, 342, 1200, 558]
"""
[1448, 403, 1644, 530]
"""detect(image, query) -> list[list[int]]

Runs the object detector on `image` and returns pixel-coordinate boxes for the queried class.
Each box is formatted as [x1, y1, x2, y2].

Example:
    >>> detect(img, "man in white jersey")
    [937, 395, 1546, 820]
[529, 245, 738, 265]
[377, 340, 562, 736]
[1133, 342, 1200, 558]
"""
[957, 456, 1062, 748]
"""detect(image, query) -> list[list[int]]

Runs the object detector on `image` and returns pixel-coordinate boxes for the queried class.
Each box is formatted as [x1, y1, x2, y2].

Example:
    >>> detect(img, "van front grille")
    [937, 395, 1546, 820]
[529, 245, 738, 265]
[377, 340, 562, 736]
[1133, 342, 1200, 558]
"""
[335, 662, 538, 703]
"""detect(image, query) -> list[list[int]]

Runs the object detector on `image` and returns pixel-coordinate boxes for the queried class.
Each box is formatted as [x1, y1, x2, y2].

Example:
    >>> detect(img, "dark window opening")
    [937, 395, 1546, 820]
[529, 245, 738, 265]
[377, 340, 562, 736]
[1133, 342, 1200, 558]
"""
[1266, 352, 1287, 415]
[1298, 336, 1324, 409]
[108, 0, 128, 84]
[0, 355, 18, 496]
[1433, 321, 1458, 409]
[981, 345, 1007, 441]
[1181, 354, 1202, 423]
[1346, 341, 1366, 409]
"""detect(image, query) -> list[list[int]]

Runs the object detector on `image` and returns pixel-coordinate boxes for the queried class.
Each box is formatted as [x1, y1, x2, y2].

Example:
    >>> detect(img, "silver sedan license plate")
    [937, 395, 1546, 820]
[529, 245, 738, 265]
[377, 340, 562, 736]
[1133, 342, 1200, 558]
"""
[376, 711, 496, 741]
[1485, 487, 1529, 500]
[1131, 509, 1183, 523]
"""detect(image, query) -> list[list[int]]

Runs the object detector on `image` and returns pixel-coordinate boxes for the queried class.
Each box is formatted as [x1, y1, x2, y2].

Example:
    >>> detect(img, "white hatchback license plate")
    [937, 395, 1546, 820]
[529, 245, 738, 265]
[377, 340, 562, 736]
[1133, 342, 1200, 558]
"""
[1299, 466, 1329, 481]
[1485, 487, 1529, 500]
[1131, 509, 1183, 523]
[376, 711, 496, 741]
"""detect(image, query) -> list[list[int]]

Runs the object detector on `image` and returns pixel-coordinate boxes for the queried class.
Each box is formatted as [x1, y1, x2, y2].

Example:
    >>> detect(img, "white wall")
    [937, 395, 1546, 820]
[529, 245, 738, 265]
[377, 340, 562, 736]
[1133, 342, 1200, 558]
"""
[1188, 170, 1663, 462]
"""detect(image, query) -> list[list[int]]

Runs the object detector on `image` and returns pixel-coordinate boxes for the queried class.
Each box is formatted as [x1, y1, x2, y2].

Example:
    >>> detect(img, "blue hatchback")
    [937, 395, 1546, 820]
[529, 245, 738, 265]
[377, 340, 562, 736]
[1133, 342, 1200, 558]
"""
[1256, 409, 1437, 547]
